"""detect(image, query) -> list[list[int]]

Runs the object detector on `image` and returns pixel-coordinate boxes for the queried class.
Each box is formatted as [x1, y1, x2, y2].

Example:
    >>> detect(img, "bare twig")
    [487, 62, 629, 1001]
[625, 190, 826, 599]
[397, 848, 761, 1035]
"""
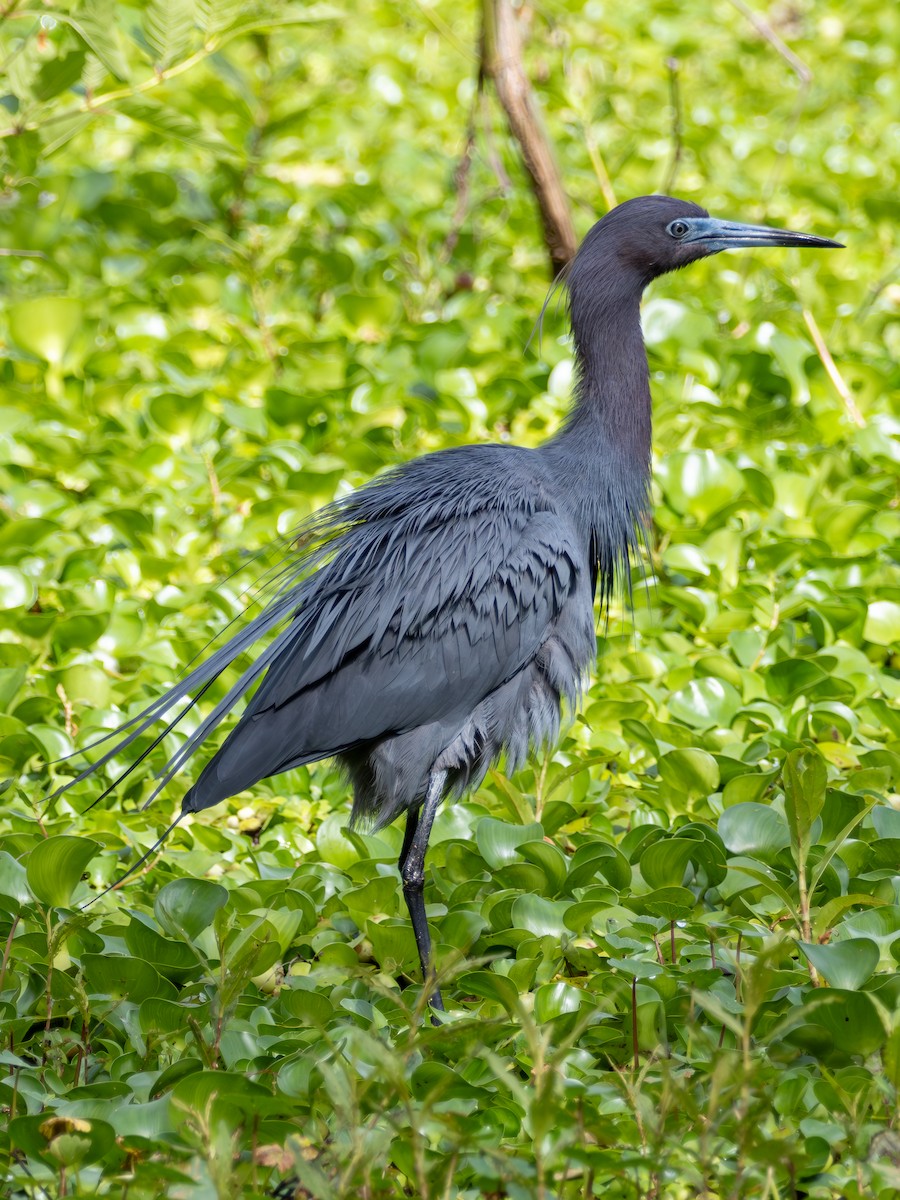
[412, 0, 477, 62]
[726, 0, 812, 201]
[442, 89, 479, 260]
[583, 125, 617, 212]
[0, 15, 332, 141]
[478, 84, 512, 193]
[802, 308, 865, 428]
[661, 57, 683, 194]
[726, 0, 811, 84]
[481, 0, 576, 273]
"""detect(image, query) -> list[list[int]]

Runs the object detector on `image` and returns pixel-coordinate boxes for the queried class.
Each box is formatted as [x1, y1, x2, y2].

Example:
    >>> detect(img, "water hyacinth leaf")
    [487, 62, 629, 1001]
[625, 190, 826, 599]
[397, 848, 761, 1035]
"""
[722, 769, 778, 807]
[566, 841, 632, 891]
[840, 906, 900, 951]
[0, 851, 33, 906]
[638, 839, 698, 889]
[634, 886, 696, 920]
[81, 953, 171, 1003]
[458, 970, 521, 1016]
[0, 568, 35, 611]
[533, 981, 583, 1021]
[764, 659, 831, 703]
[26, 835, 100, 906]
[516, 839, 568, 893]
[798, 939, 880, 990]
[365, 918, 418, 971]
[658, 747, 720, 799]
[169, 1070, 281, 1118]
[667, 678, 741, 729]
[475, 818, 544, 869]
[7, 297, 82, 364]
[124, 917, 201, 980]
[140, 996, 193, 1035]
[154, 878, 228, 943]
[806, 990, 889, 1056]
[718, 803, 790, 860]
[871, 806, 900, 839]
[279, 988, 334, 1027]
[863, 601, 900, 646]
[608, 957, 664, 979]
[657, 450, 745, 521]
[510, 894, 570, 937]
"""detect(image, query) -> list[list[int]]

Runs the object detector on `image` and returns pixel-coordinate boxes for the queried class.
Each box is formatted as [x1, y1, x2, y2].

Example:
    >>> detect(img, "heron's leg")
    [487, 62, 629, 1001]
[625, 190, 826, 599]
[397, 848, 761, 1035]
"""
[399, 769, 447, 1013]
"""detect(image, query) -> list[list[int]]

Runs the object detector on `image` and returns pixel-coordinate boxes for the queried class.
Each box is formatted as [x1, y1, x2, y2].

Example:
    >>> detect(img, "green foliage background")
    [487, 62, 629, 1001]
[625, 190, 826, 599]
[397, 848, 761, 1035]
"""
[0, 0, 899, 1196]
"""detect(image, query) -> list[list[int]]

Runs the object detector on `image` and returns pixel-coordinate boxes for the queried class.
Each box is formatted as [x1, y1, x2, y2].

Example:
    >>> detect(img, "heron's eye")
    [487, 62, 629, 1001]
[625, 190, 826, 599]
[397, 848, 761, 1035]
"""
[667, 220, 689, 239]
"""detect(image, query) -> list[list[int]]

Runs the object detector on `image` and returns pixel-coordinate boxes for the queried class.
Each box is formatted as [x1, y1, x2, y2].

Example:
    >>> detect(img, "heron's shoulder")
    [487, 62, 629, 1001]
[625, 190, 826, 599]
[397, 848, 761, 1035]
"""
[356, 443, 552, 514]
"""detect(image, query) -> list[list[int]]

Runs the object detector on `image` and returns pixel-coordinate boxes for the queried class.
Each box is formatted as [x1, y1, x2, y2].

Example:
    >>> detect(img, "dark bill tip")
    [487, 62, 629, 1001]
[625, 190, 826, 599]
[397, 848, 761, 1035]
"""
[680, 216, 844, 252]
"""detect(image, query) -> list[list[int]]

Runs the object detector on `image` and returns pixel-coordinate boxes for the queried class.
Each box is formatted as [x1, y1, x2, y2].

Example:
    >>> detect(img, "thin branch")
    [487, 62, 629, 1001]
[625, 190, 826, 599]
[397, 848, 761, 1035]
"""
[726, 0, 813, 202]
[802, 308, 865, 429]
[481, 0, 576, 274]
[583, 124, 616, 212]
[442, 95, 479, 261]
[661, 56, 683, 194]
[726, 0, 811, 84]
[412, 0, 477, 62]
[0, 16, 331, 141]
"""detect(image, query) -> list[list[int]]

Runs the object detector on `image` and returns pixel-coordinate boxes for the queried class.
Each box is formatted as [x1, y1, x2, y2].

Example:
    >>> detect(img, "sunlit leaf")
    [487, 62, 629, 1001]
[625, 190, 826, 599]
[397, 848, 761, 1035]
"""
[26, 836, 100, 907]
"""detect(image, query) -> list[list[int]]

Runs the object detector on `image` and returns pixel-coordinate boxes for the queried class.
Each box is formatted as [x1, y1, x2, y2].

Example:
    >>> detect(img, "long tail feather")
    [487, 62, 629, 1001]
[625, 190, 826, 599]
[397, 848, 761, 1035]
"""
[51, 497, 354, 808]
[81, 813, 186, 908]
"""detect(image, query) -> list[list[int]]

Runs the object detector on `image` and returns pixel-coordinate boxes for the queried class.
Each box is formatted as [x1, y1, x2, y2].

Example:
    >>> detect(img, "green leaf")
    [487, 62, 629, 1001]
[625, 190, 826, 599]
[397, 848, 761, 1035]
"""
[33, 49, 87, 103]
[798, 938, 880, 990]
[533, 981, 583, 1021]
[718, 803, 790, 860]
[64, 0, 131, 79]
[124, 917, 201, 980]
[7, 298, 82, 365]
[638, 838, 697, 889]
[118, 99, 235, 157]
[657, 450, 745, 521]
[457, 970, 521, 1016]
[814, 894, 887, 939]
[0, 567, 35, 611]
[840, 906, 900, 951]
[805, 990, 889, 1056]
[476, 818, 543, 869]
[154, 878, 228, 942]
[870, 806, 900, 840]
[863, 600, 900, 646]
[658, 748, 720, 799]
[0, 850, 33, 906]
[667, 678, 741, 729]
[725, 861, 798, 919]
[782, 747, 826, 868]
[509, 894, 570, 937]
[365, 919, 417, 972]
[635, 886, 696, 920]
[8, 1114, 116, 1167]
[196, 0, 244, 36]
[516, 839, 568, 893]
[144, 0, 196, 65]
[26, 836, 100, 906]
[81, 953, 171, 1003]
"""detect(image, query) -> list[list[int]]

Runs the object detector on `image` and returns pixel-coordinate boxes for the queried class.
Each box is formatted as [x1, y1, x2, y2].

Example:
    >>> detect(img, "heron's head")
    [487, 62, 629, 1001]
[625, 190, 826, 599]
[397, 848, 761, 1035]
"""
[570, 194, 842, 296]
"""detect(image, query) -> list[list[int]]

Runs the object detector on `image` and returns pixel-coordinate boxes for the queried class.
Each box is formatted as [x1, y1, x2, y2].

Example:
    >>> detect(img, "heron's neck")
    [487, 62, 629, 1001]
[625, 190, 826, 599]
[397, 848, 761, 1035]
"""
[542, 288, 652, 595]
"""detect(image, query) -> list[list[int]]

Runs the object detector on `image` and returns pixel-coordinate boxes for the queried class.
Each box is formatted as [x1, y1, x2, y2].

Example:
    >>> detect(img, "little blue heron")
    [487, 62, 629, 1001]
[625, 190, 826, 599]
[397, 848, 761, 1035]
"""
[65, 195, 840, 1011]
